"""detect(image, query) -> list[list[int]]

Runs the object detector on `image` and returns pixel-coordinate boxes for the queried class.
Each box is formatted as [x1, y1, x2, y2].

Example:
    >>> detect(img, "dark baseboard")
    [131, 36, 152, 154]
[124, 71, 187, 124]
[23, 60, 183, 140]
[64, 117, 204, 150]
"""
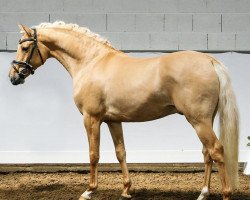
[0, 163, 245, 173]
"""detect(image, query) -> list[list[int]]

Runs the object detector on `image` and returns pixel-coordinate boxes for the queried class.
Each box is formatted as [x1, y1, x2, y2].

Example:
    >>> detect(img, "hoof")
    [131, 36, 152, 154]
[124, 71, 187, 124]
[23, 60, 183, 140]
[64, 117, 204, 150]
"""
[79, 190, 93, 200]
[119, 195, 132, 200]
[79, 197, 87, 200]
[197, 196, 208, 200]
[197, 187, 209, 200]
[79, 196, 92, 200]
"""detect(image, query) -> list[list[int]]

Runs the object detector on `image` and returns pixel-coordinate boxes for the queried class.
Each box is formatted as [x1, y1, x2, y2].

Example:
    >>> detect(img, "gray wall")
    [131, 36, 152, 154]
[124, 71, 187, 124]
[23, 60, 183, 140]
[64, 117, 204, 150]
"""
[1, 0, 250, 51]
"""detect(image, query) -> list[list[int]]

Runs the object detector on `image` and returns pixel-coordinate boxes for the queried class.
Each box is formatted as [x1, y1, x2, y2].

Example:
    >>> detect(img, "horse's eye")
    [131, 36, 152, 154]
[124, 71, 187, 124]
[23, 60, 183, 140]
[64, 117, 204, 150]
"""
[22, 47, 29, 52]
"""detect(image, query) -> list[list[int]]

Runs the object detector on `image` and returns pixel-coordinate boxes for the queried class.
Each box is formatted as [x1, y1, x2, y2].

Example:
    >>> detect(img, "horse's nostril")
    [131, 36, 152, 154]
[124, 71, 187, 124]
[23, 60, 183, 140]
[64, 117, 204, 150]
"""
[10, 78, 15, 85]
[10, 76, 17, 85]
[10, 75, 25, 85]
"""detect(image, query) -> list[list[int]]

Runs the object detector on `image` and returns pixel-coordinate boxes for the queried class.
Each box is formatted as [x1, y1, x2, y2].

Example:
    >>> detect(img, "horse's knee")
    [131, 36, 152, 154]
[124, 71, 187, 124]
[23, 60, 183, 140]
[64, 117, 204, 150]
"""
[210, 141, 224, 163]
[89, 151, 99, 165]
[116, 149, 126, 163]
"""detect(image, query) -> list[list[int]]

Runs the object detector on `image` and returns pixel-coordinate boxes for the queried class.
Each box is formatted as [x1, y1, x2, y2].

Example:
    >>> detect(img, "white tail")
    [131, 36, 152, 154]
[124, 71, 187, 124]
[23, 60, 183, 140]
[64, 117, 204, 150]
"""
[214, 61, 239, 190]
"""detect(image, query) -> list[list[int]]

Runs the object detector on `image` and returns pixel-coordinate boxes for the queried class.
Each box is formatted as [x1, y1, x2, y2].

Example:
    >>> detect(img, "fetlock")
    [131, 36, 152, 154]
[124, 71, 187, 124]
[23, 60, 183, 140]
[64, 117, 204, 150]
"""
[223, 188, 232, 200]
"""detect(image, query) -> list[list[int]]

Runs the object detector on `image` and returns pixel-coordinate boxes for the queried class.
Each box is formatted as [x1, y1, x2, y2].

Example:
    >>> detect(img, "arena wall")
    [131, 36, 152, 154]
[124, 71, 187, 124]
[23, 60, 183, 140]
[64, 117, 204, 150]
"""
[0, 0, 249, 163]
[0, 0, 250, 51]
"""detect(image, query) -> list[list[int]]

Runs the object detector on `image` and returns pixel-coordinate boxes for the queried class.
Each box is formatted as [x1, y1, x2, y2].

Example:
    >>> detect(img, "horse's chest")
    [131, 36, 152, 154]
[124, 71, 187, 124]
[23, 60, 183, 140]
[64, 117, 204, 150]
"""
[73, 83, 105, 116]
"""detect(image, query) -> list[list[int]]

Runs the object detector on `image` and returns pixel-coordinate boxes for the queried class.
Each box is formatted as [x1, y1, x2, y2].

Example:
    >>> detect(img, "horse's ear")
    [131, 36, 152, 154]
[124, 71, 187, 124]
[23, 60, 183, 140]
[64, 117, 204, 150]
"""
[18, 24, 32, 36]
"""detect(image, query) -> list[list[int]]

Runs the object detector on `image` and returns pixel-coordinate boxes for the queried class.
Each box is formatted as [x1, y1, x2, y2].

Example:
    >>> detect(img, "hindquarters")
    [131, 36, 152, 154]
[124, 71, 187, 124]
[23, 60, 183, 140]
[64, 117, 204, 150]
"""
[168, 53, 239, 198]
[170, 57, 220, 124]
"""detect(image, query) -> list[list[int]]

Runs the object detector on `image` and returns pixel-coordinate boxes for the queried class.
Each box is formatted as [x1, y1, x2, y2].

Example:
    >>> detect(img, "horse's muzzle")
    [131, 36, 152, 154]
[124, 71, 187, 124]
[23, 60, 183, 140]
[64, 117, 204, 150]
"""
[10, 74, 25, 85]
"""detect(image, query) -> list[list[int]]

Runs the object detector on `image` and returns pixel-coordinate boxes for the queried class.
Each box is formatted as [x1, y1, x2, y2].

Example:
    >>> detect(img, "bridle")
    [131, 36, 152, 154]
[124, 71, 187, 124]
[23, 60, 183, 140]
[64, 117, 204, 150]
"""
[11, 28, 44, 78]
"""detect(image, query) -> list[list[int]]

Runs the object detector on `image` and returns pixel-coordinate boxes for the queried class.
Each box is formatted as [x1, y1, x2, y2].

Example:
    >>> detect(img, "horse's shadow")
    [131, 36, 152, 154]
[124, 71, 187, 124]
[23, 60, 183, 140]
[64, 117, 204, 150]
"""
[1, 182, 248, 200]
[77, 189, 249, 200]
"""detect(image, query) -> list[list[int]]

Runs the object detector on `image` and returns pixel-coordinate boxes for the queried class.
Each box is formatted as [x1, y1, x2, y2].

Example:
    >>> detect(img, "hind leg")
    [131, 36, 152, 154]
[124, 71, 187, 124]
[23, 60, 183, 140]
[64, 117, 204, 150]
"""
[198, 111, 217, 200]
[197, 146, 213, 200]
[192, 120, 231, 200]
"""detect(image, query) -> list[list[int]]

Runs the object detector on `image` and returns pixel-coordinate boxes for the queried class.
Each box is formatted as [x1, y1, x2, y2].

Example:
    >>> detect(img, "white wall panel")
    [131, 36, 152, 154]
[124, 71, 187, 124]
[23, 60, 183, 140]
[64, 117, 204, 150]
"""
[0, 52, 249, 163]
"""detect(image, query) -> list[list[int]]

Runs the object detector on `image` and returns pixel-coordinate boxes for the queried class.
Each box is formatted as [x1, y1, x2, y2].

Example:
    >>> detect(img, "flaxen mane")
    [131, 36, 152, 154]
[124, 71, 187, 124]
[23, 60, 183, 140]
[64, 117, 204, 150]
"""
[34, 21, 113, 48]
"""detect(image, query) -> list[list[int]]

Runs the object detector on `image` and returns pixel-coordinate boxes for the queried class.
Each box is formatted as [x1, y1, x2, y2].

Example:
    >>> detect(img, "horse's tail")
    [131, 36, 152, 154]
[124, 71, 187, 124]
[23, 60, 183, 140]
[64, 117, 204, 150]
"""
[214, 61, 239, 190]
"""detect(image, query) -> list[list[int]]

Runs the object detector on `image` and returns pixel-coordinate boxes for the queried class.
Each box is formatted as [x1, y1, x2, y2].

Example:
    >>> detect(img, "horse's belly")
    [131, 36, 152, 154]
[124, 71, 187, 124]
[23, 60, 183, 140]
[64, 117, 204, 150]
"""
[104, 101, 177, 122]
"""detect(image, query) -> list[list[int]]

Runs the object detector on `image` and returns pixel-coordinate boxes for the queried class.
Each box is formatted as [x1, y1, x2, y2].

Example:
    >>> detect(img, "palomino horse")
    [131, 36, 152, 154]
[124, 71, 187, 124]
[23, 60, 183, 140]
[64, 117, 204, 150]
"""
[9, 22, 239, 200]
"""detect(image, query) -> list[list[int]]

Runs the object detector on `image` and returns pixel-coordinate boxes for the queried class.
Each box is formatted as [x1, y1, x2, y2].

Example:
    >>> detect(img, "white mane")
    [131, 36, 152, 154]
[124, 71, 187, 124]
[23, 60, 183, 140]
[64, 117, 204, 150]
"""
[34, 21, 113, 47]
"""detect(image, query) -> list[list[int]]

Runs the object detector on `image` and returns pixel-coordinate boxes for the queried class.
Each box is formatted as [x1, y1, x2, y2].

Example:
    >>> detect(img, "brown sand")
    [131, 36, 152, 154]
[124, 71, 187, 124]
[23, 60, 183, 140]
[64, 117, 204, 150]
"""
[0, 172, 249, 200]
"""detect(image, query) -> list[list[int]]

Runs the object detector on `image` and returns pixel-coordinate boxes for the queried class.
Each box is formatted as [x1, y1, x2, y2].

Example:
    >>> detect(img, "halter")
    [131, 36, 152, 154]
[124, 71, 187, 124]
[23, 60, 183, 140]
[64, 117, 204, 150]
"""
[11, 28, 44, 78]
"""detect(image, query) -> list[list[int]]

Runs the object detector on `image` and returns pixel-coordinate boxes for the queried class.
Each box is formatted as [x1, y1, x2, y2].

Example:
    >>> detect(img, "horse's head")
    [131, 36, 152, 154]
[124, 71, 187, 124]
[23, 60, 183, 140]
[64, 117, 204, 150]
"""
[9, 24, 49, 85]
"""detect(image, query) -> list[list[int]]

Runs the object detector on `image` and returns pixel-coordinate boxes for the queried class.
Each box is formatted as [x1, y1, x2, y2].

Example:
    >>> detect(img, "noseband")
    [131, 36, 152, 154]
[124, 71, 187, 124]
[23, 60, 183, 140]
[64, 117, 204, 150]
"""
[11, 28, 44, 78]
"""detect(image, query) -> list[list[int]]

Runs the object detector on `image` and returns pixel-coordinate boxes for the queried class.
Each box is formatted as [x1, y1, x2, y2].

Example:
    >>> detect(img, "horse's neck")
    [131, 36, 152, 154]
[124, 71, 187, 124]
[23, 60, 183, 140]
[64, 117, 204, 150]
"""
[38, 28, 112, 78]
